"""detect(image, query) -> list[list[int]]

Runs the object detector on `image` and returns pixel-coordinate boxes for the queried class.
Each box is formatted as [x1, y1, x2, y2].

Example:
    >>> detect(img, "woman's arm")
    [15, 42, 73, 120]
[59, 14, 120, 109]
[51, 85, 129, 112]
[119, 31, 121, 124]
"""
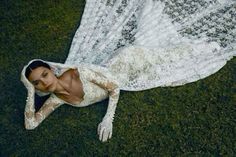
[82, 67, 120, 142]
[90, 71, 120, 122]
[24, 90, 63, 130]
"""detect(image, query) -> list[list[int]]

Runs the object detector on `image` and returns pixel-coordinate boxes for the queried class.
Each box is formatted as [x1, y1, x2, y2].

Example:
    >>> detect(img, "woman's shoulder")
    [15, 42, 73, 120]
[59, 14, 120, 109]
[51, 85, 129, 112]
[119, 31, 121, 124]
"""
[59, 68, 79, 81]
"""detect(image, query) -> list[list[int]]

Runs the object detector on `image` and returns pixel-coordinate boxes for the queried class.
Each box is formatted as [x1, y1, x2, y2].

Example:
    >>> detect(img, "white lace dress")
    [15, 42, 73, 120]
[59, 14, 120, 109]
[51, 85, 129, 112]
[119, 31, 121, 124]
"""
[51, 65, 120, 108]
[21, 61, 120, 142]
[65, 0, 236, 91]
[21, 0, 236, 142]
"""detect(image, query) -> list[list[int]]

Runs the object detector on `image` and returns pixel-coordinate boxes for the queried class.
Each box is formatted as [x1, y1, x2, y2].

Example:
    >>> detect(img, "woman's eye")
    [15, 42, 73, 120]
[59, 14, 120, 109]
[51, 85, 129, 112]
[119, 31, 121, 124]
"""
[43, 73, 48, 77]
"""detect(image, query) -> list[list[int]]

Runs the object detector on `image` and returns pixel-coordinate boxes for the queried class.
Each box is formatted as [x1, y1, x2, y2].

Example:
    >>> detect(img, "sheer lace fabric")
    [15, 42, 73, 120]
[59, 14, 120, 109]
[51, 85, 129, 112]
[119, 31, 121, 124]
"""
[52, 65, 119, 108]
[24, 92, 64, 129]
[22, 0, 236, 139]
[66, 0, 236, 91]
[22, 60, 120, 130]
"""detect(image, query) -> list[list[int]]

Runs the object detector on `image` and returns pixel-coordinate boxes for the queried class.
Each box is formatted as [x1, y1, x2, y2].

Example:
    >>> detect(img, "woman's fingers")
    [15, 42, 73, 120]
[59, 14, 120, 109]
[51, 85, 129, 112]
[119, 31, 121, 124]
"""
[102, 130, 109, 142]
[99, 128, 110, 142]
[97, 123, 101, 135]
[99, 127, 105, 141]
[98, 121, 113, 142]
[108, 130, 112, 139]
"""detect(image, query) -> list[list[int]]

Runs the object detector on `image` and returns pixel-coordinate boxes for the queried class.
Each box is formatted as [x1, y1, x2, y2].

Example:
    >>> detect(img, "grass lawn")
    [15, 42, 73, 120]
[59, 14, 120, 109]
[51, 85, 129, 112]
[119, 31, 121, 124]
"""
[0, 0, 235, 156]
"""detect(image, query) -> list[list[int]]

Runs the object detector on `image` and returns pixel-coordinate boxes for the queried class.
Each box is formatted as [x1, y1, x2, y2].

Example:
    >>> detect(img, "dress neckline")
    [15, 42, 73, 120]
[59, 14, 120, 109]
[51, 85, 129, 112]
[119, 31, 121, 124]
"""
[52, 67, 86, 106]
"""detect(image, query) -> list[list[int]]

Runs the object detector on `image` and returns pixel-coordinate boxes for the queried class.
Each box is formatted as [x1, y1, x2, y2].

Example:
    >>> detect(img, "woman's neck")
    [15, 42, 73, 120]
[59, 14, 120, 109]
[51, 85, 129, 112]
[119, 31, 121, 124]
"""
[54, 80, 70, 95]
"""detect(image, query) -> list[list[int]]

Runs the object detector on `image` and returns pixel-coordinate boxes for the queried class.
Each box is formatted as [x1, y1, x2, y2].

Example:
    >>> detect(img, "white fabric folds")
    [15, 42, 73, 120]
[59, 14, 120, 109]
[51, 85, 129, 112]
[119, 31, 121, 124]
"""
[65, 0, 235, 91]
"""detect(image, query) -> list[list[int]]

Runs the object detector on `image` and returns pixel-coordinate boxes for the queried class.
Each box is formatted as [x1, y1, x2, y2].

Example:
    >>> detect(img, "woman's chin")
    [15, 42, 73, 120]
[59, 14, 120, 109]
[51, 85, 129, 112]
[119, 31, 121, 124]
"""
[38, 87, 54, 93]
[47, 84, 56, 93]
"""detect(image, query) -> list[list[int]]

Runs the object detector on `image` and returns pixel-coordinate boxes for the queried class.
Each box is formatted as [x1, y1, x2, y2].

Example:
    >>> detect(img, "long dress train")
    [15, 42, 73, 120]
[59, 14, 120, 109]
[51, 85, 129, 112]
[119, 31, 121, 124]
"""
[65, 0, 236, 91]
[21, 0, 236, 142]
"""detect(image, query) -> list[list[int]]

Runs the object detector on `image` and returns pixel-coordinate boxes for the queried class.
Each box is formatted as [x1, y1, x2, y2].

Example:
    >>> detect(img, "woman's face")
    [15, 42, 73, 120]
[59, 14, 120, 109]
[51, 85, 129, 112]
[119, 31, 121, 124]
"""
[28, 66, 58, 93]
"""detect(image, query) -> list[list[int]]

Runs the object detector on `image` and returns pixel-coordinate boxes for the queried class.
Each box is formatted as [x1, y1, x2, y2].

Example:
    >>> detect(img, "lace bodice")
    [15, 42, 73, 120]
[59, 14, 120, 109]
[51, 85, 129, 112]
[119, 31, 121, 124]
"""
[51, 66, 111, 107]
[23, 65, 120, 139]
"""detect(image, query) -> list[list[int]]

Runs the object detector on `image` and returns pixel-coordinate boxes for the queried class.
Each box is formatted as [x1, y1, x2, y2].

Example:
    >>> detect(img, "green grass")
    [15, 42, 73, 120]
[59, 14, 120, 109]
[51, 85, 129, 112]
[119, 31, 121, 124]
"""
[0, 0, 235, 156]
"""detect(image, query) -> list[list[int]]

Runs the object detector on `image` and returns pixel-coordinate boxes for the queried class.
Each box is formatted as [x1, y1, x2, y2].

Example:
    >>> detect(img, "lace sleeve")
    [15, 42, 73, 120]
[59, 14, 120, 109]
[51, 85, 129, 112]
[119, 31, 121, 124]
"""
[83, 67, 120, 122]
[24, 92, 64, 130]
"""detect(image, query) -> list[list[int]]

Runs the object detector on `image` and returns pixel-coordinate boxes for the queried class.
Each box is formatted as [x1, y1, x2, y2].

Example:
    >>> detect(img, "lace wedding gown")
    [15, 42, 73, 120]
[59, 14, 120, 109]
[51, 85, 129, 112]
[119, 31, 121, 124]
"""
[65, 0, 236, 90]
[21, 0, 236, 142]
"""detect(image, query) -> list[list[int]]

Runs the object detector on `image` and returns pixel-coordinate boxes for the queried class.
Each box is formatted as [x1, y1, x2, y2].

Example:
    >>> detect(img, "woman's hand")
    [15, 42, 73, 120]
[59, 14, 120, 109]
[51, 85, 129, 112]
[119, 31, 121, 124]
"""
[97, 116, 113, 142]
[21, 72, 35, 93]
[81, 67, 120, 142]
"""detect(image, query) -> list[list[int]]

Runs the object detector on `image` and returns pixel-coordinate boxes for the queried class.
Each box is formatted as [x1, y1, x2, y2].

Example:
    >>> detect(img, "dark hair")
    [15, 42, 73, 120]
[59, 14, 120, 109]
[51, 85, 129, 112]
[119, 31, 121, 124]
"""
[25, 60, 51, 79]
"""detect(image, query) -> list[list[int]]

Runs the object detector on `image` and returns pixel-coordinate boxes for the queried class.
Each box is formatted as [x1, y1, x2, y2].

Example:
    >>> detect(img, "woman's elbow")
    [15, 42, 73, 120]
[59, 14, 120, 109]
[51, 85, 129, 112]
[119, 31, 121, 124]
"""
[108, 81, 120, 91]
[109, 86, 120, 97]
[25, 125, 36, 130]
[24, 120, 38, 130]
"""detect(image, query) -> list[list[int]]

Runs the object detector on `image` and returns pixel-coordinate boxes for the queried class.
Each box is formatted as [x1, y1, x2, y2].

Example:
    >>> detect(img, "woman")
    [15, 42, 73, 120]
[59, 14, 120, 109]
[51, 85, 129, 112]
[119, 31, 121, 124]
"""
[21, 59, 120, 142]
[21, 0, 236, 142]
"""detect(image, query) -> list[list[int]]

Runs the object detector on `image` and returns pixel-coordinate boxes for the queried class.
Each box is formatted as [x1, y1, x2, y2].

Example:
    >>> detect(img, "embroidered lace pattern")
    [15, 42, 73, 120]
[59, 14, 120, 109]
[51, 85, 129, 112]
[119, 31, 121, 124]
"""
[24, 92, 63, 129]
[23, 64, 119, 130]
[65, 0, 235, 91]
[22, 0, 236, 141]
